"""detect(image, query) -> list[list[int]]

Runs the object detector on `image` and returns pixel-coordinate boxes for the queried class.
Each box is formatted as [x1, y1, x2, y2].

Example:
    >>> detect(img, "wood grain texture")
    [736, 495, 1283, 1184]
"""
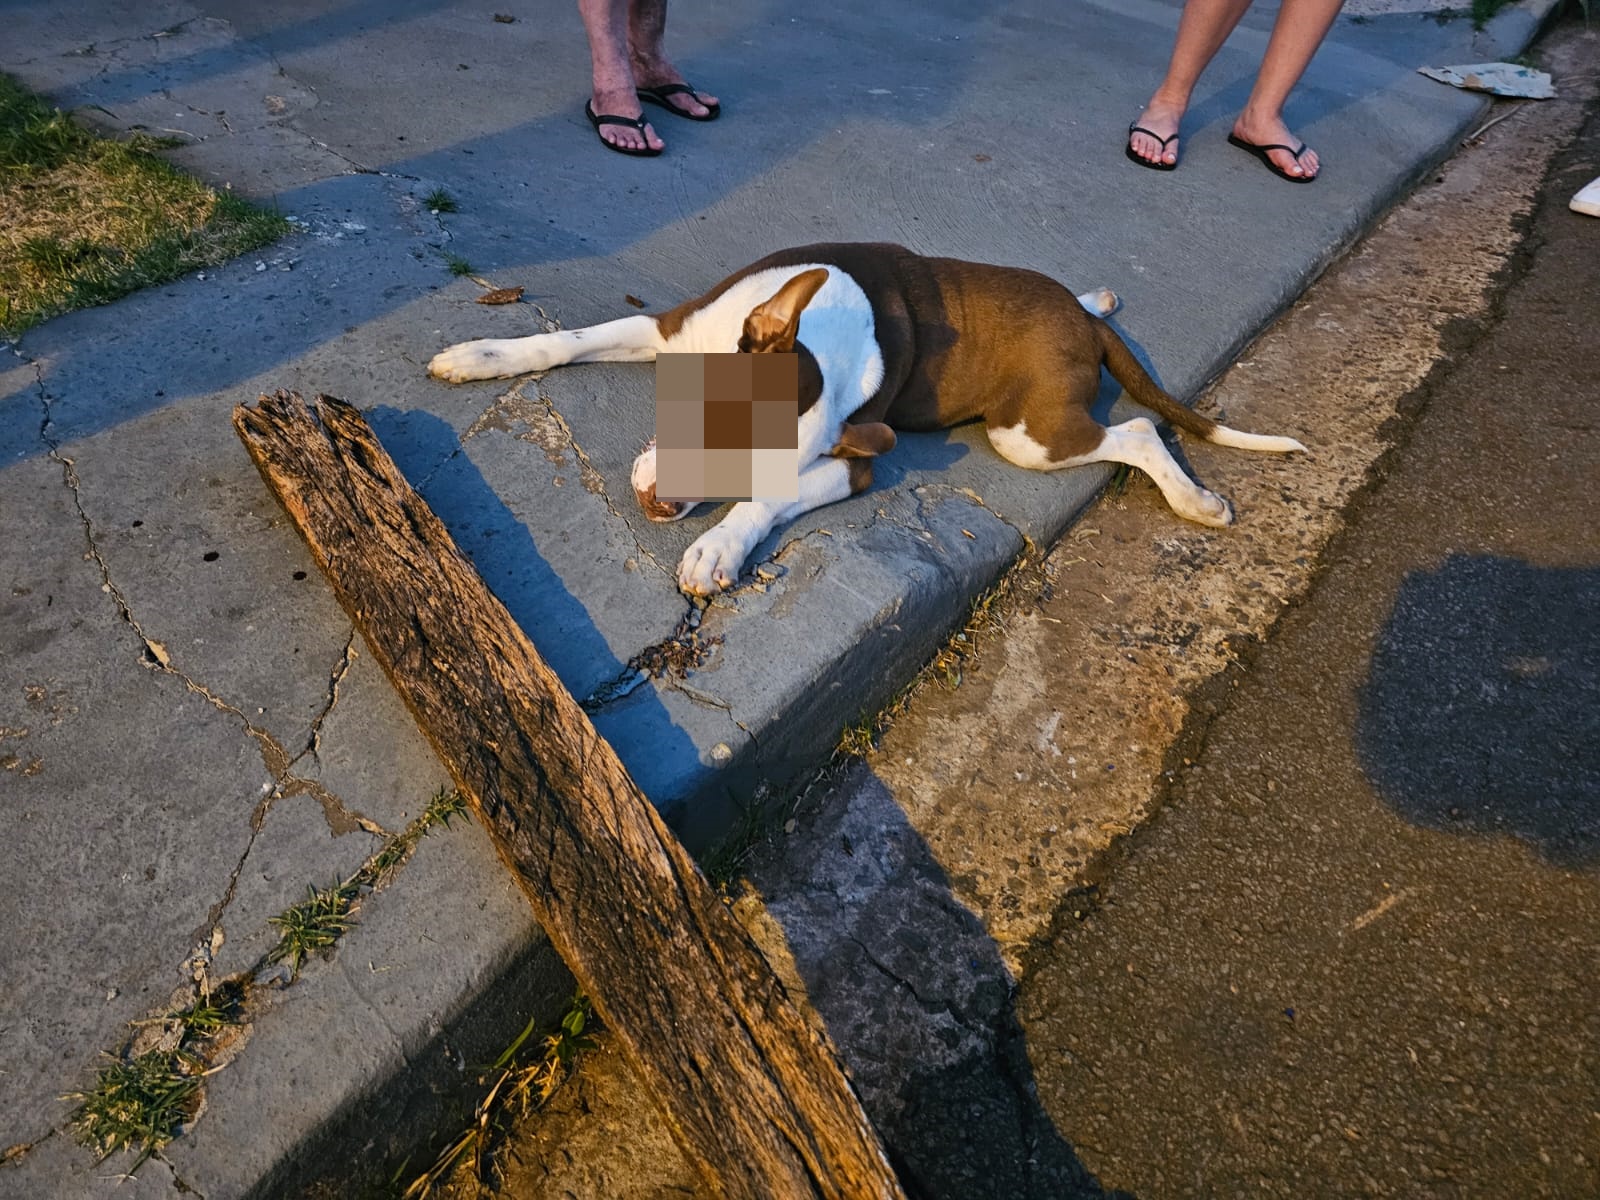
[233, 391, 906, 1200]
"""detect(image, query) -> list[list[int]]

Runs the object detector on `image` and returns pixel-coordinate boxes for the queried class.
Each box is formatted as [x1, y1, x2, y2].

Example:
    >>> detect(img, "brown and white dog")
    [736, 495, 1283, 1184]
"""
[428, 243, 1304, 596]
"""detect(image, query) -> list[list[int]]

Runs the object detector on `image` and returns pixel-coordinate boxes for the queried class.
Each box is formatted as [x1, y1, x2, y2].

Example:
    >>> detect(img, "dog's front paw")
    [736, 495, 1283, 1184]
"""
[678, 527, 751, 596]
[428, 338, 544, 382]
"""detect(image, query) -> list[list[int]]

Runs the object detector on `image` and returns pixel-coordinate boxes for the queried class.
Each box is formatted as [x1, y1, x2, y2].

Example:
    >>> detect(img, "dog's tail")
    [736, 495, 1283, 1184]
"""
[1093, 321, 1305, 454]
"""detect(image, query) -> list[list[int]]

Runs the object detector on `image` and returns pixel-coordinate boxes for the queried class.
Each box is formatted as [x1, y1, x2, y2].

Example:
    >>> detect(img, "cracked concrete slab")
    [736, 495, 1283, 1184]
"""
[159, 818, 567, 1199]
[202, 790, 383, 984]
[0, 0, 1568, 1193]
[2, 1129, 187, 1200]
[0, 455, 268, 1153]
[283, 639, 453, 836]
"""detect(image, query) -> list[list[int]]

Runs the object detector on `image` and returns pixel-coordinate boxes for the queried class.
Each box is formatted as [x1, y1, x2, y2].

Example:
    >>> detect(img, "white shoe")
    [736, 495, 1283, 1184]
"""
[1572, 175, 1600, 218]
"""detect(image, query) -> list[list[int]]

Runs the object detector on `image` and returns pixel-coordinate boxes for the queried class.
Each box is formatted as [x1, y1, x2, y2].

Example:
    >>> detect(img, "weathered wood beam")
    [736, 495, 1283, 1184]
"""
[233, 391, 906, 1200]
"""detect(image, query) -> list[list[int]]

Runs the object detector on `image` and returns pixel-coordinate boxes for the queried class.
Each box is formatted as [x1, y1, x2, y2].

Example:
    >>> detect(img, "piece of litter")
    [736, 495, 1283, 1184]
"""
[1571, 175, 1600, 218]
[1417, 62, 1555, 100]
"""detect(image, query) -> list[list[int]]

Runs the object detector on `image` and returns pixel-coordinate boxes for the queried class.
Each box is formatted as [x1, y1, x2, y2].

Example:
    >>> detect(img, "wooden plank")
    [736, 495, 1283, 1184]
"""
[233, 391, 907, 1200]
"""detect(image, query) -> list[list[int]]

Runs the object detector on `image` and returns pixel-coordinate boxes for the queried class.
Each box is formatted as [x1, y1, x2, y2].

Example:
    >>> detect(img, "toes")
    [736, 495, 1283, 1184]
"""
[429, 343, 493, 382]
[1194, 490, 1234, 527]
[1272, 150, 1307, 177]
[678, 531, 746, 595]
[605, 125, 660, 152]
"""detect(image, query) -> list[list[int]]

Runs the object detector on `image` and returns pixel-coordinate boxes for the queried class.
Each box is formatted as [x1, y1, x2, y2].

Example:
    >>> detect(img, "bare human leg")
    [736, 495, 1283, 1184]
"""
[626, 0, 719, 118]
[1128, 0, 1342, 177]
[1130, 0, 1254, 168]
[578, 0, 664, 153]
[1230, 0, 1344, 179]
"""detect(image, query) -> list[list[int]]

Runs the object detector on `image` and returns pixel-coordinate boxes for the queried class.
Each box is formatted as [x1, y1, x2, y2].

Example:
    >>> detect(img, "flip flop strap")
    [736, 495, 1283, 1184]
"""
[592, 111, 649, 131]
[1253, 141, 1307, 160]
[1128, 124, 1177, 149]
[641, 83, 696, 98]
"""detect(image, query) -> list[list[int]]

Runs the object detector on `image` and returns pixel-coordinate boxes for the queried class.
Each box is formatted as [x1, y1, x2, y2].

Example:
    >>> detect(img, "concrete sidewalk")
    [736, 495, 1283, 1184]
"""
[0, 1, 1559, 1195]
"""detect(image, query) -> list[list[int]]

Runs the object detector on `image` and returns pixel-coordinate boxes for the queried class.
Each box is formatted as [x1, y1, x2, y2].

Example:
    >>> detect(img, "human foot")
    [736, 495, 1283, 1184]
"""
[632, 54, 718, 120]
[1230, 113, 1319, 180]
[588, 87, 664, 154]
[1127, 102, 1183, 168]
[637, 82, 719, 121]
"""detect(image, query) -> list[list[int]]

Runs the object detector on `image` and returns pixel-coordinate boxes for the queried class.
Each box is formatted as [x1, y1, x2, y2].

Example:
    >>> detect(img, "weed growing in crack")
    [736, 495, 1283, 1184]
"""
[267, 880, 361, 978]
[402, 991, 598, 1198]
[268, 789, 471, 974]
[444, 253, 474, 277]
[65, 792, 473, 1172]
[67, 1049, 204, 1170]
[424, 188, 459, 213]
[67, 981, 247, 1171]
[363, 787, 469, 883]
[135, 987, 242, 1038]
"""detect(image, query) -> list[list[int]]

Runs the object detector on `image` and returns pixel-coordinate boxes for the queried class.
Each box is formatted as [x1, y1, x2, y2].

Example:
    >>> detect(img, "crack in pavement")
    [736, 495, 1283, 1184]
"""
[578, 597, 716, 712]
[290, 630, 358, 770]
[0, 1127, 55, 1170]
[28, 373, 389, 958]
[849, 934, 939, 1013]
[533, 381, 675, 580]
[158, 1152, 207, 1198]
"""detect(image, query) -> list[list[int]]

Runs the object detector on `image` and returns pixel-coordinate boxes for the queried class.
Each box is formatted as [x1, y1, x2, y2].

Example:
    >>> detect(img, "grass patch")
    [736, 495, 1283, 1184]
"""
[268, 788, 470, 978]
[65, 793, 472, 1173]
[424, 188, 458, 213]
[0, 73, 289, 338]
[67, 1050, 204, 1171]
[403, 991, 598, 1198]
[267, 880, 361, 979]
[444, 253, 475, 277]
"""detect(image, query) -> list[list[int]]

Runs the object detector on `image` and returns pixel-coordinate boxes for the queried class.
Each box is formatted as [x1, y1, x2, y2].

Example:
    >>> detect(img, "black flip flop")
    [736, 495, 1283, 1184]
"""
[1227, 133, 1316, 183]
[1126, 123, 1178, 171]
[586, 101, 662, 156]
[636, 83, 720, 122]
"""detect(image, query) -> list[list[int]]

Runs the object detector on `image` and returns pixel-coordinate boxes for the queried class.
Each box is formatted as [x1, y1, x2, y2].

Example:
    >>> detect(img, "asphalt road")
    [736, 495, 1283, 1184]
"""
[1015, 89, 1600, 1199]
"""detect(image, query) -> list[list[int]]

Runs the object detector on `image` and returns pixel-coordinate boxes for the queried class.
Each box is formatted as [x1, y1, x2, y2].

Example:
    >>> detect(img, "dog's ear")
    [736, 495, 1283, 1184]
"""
[828, 421, 896, 459]
[741, 268, 829, 352]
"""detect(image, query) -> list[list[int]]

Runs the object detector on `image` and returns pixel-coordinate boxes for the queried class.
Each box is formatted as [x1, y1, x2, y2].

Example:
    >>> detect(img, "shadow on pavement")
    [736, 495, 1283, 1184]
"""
[758, 768, 1135, 1199]
[1356, 554, 1600, 867]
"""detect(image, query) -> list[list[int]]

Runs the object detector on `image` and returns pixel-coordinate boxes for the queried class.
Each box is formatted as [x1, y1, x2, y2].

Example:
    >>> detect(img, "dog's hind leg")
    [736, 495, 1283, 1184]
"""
[429, 314, 664, 382]
[1074, 417, 1232, 526]
[990, 415, 1232, 527]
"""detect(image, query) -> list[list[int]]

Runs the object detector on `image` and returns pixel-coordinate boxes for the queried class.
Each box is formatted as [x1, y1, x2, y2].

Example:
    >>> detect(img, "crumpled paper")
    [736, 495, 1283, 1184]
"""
[1418, 62, 1556, 99]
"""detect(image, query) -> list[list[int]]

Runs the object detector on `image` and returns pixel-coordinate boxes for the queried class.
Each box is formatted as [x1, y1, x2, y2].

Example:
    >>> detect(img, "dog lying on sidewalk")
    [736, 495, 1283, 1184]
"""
[429, 242, 1304, 595]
